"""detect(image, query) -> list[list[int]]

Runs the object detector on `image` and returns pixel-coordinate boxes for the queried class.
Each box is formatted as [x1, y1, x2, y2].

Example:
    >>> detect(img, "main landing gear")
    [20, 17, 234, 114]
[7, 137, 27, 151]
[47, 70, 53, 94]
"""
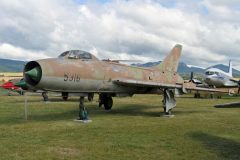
[42, 92, 49, 101]
[194, 92, 201, 98]
[99, 93, 113, 110]
[162, 89, 176, 116]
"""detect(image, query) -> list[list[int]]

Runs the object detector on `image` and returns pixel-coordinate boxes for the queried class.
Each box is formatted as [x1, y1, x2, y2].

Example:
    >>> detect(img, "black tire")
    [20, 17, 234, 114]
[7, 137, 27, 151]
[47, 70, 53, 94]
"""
[88, 93, 94, 102]
[42, 92, 48, 101]
[104, 96, 113, 110]
[62, 92, 68, 101]
[98, 94, 104, 107]
[62, 96, 68, 101]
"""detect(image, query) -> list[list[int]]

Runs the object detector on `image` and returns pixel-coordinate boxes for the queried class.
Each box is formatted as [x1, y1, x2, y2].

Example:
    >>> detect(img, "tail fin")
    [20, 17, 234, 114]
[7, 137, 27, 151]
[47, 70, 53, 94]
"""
[154, 44, 182, 73]
[228, 60, 233, 77]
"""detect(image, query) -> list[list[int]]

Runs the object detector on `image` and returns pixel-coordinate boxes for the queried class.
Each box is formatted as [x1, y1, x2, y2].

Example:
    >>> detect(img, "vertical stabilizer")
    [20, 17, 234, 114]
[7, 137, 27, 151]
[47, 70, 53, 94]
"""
[154, 44, 182, 73]
[228, 60, 233, 77]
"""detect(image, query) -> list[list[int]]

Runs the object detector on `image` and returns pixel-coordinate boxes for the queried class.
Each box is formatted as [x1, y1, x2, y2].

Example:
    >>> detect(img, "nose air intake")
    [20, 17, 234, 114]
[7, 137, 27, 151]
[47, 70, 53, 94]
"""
[24, 61, 42, 86]
[25, 67, 41, 81]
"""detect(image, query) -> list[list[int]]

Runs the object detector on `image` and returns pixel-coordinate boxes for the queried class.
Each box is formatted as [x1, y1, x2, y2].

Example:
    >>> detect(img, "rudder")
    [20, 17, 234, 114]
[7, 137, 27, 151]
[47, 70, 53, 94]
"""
[153, 44, 182, 73]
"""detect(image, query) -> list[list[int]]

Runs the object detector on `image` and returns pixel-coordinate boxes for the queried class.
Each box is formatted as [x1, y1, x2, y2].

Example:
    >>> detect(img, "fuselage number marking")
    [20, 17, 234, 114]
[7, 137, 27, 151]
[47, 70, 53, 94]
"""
[64, 73, 80, 82]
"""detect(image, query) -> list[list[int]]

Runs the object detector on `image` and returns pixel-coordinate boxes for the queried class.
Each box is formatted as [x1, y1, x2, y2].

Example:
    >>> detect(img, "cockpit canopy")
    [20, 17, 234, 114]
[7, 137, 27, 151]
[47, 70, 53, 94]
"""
[205, 71, 219, 76]
[58, 50, 98, 60]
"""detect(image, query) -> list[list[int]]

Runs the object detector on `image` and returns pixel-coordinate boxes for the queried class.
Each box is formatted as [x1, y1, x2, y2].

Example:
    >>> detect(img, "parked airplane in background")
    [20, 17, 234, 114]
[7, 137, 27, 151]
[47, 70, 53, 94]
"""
[20, 44, 225, 120]
[204, 60, 240, 94]
[1, 79, 23, 96]
[1, 78, 50, 100]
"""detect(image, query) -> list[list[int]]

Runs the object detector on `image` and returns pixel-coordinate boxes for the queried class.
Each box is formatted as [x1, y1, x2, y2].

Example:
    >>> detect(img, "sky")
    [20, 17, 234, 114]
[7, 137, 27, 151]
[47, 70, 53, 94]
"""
[0, 0, 240, 69]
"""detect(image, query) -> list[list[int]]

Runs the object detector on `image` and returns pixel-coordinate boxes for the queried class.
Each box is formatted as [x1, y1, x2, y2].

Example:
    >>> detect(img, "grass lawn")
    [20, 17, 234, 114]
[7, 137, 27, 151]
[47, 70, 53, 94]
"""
[0, 93, 239, 160]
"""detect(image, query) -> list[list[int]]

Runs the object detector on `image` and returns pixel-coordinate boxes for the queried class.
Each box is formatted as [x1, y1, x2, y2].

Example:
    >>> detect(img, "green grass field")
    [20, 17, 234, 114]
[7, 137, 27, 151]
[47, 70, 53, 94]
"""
[0, 92, 240, 160]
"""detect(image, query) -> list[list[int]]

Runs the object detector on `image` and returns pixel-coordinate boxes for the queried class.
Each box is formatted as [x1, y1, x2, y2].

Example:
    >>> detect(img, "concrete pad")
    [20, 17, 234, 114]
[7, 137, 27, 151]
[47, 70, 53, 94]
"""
[73, 119, 92, 123]
[161, 114, 175, 118]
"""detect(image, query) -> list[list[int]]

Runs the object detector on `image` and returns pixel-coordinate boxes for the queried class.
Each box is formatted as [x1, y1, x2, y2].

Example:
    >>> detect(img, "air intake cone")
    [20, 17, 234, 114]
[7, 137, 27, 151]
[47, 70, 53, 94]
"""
[25, 67, 41, 81]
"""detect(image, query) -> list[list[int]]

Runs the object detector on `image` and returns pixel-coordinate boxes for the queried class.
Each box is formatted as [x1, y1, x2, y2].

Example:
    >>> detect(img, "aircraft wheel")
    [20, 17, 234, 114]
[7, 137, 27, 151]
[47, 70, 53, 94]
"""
[98, 94, 104, 107]
[104, 96, 113, 110]
[194, 93, 197, 98]
[210, 93, 214, 99]
[42, 92, 48, 101]
[88, 93, 94, 102]
[62, 96, 68, 101]
[194, 93, 200, 98]
[62, 92, 68, 101]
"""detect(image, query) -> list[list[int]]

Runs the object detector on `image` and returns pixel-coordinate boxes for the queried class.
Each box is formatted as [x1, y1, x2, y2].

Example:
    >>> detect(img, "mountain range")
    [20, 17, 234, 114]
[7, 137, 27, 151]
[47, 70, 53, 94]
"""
[0, 58, 25, 72]
[0, 58, 240, 77]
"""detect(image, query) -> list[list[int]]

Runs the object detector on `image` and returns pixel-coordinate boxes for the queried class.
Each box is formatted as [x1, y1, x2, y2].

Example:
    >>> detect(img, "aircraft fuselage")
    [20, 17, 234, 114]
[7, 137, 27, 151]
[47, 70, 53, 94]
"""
[24, 58, 183, 95]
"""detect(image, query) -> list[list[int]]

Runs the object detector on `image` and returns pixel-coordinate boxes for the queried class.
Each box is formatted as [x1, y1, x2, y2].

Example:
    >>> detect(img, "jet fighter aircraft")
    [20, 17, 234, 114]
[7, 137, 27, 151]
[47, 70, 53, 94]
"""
[22, 44, 224, 119]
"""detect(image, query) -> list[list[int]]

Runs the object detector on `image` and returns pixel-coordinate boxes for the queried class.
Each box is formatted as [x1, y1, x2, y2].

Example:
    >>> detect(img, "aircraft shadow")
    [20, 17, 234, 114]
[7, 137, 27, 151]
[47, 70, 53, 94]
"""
[1, 101, 212, 124]
[3, 105, 158, 124]
[214, 102, 240, 108]
[89, 104, 211, 117]
[172, 110, 212, 115]
[89, 104, 160, 117]
[189, 132, 240, 159]
[27, 105, 212, 122]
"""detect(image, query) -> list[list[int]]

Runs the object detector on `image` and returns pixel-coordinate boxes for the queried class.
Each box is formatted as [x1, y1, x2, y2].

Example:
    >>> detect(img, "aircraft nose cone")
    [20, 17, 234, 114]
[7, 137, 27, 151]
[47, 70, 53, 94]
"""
[25, 67, 41, 81]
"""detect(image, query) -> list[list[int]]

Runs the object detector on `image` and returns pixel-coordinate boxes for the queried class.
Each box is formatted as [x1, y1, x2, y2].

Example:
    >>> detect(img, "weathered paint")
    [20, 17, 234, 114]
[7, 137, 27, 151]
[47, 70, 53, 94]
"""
[24, 45, 185, 94]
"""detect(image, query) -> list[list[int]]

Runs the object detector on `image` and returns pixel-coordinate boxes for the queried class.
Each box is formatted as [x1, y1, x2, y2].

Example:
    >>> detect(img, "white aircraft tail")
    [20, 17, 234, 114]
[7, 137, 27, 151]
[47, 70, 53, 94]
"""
[228, 60, 233, 77]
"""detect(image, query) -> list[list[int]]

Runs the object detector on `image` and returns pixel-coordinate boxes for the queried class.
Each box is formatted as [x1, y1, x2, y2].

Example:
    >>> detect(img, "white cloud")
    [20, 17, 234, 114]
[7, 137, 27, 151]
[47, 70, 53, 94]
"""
[0, 43, 49, 61]
[0, 0, 239, 70]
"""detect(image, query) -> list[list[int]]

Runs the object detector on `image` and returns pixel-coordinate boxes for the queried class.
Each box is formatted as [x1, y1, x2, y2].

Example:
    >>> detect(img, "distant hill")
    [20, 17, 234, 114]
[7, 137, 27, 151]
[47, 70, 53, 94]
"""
[0, 58, 25, 72]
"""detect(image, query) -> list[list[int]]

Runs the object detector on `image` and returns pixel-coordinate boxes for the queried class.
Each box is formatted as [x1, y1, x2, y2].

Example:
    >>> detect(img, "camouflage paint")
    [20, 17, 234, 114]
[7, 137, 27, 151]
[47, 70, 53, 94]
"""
[24, 45, 185, 95]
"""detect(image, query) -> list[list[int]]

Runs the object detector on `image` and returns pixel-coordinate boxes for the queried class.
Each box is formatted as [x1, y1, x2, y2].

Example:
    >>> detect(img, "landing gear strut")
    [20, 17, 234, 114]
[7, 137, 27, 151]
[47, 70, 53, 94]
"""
[99, 94, 113, 110]
[42, 92, 48, 101]
[162, 89, 176, 115]
[78, 96, 89, 120]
